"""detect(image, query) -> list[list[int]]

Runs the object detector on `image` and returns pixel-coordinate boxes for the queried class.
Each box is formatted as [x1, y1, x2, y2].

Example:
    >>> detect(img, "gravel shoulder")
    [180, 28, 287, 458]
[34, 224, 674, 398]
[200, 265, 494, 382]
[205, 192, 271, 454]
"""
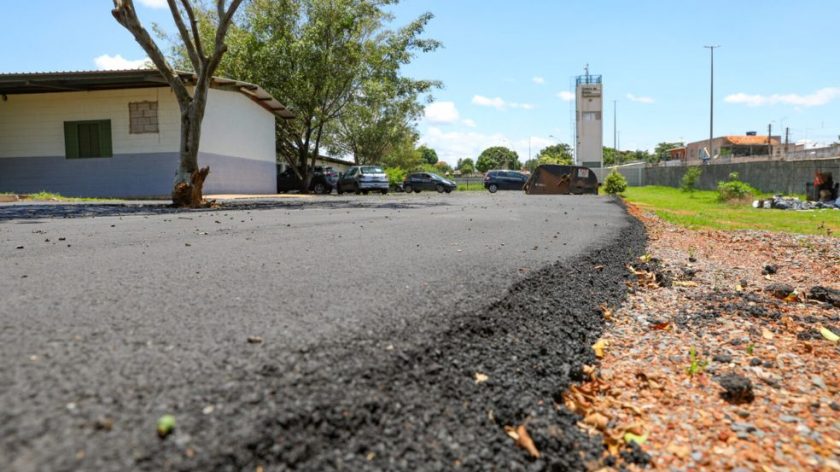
[0, 193, 644, 471]
[573, 203, 840, 471]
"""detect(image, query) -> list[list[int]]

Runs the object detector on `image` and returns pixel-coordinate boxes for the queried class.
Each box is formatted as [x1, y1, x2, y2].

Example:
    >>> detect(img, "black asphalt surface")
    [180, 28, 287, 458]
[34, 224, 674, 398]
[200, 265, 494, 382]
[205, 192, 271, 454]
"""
[0, 192, 645, 471]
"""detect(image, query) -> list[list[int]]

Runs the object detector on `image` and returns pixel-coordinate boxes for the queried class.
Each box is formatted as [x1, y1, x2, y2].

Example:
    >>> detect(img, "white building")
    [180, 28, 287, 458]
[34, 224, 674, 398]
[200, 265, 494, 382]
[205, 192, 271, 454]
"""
[575, 71, 603, 168]
[0, 70, 293, 197]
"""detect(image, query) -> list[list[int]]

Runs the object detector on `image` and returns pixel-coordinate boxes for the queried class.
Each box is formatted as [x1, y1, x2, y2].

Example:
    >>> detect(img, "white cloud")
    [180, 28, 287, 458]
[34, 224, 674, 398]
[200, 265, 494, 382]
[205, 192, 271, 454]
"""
[462, 118, 477, 128]
[472, 95, 506, 109]
[557, 91, 574, 102]
[532, 76, 545, 85]
[137, 0, 168, 8]
[424, 101, 460, 124]
[725, 87, 840, 107]
[626, 93, 655, 104]
[94, 54, 152, 70]
[472, 95, 534, 111]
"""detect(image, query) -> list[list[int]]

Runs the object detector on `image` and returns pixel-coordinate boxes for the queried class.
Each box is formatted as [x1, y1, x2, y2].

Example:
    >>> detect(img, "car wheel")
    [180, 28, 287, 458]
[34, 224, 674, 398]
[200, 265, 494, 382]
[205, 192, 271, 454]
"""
[445, 188, 452, 193]
[436, 184, 445, 193]
[380, 189, 388, 195]
[488, 184, 498, 193]
[403, 184, 412, 194]
[313, 183, 326, 194]
[362, 190, 369, 195]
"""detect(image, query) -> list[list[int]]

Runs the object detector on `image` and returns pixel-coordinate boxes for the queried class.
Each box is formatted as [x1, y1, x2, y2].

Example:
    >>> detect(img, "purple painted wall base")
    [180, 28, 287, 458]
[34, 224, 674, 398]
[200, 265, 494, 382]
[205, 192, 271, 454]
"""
[0, 152, 276, 198]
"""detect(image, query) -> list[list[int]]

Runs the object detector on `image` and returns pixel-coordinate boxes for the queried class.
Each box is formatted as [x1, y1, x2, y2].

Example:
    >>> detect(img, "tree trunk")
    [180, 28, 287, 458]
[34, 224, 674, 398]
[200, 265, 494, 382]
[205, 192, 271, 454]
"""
[171, 94, 211, 207]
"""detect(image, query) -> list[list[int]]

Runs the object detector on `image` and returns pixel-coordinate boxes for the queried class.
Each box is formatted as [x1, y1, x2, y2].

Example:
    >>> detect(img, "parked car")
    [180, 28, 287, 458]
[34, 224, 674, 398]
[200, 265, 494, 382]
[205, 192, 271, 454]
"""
[336, 165, 389, 195]
[276, 165, 337, 194]
[402, 172, 457, 193]
[483, 170, 529, 193]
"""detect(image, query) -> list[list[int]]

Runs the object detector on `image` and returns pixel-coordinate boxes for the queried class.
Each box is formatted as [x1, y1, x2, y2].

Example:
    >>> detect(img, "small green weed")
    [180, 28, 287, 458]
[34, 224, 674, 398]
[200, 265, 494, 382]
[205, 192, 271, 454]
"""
[686, 346, 708, 376]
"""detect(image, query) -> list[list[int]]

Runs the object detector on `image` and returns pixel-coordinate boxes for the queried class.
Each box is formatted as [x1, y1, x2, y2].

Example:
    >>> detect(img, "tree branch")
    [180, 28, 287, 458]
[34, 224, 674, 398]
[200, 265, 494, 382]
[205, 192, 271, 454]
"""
[178, 0, 206, 62]
[112, 0, 191, 105]
[165, 0, 200, 71]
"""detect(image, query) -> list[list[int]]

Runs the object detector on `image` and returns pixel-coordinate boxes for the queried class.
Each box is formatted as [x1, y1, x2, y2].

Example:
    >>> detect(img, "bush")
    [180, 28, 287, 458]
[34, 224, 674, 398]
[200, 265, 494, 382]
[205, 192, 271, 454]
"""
[384, 167, 406, 186]
[680, 166, 702, 193]
[603, 169, 628, 195]
[716, 172, 758, 202]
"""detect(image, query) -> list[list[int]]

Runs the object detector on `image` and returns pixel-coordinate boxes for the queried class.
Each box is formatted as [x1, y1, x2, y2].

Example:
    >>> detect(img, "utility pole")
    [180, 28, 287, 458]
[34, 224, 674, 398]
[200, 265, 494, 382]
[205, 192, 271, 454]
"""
[768, 123, 773, 158]
[613, 100, 617, 150]
[785, 127, 790, 156]
[704, 45, 720, 162]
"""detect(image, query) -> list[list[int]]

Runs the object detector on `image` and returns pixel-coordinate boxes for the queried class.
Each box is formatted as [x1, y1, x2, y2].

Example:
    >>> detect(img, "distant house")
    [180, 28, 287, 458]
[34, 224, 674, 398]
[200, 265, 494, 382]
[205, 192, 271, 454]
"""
[0, 70, 293, 197]
[684, 134, 782, 162]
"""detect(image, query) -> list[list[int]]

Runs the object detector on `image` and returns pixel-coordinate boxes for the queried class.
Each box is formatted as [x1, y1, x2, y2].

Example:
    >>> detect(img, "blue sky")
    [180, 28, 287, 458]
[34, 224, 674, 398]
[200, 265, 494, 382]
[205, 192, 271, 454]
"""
[2, 1, 839, 165]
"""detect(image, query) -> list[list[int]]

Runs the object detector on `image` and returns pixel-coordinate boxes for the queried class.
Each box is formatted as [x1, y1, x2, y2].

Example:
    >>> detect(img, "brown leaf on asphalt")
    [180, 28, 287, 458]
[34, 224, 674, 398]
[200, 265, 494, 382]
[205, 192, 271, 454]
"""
[599, 303, 613, 321]
[474, 372, 489, 384]
[247, 336, 263, 344]
[504, 425, 540, 458]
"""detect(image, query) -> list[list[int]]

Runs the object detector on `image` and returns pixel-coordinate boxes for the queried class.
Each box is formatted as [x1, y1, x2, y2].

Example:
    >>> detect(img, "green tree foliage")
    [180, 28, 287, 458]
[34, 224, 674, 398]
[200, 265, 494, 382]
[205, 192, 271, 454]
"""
[418, 145, 439, 165]
[456, 157, 475, 174]
[603, 169, 628, 195]
[176, 0, 440, 191]
[384, 167, 406, 186]
[434, 161, 452, 174]
[476, 146, 520, 172]
[654, 141, 684, 162]
[680, 166, 702, 193]
[535, 143, 573, 165]
[603, 147, 654, 166]
[381, 134, 423, 170]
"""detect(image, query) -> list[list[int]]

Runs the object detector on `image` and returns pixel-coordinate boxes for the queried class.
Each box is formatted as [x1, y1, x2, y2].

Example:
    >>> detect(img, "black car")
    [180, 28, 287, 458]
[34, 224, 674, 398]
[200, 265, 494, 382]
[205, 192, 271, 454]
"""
[483, 170, 528, 193]
[402, 172, 457, 193]
[277, 165, 337, 194]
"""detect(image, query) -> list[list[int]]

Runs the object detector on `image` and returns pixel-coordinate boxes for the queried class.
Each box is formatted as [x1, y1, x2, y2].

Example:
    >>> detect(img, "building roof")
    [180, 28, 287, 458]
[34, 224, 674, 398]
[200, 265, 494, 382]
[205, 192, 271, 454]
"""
[723, 135, 781, 146]
[0, 69, 294, 119]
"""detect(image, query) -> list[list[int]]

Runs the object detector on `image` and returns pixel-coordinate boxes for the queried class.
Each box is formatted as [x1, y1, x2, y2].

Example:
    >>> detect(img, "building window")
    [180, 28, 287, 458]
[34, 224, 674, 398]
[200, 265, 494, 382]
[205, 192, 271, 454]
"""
[129, 101, 159, 134]
[582, 111, 601, 121]
[64, 120, 112, 158]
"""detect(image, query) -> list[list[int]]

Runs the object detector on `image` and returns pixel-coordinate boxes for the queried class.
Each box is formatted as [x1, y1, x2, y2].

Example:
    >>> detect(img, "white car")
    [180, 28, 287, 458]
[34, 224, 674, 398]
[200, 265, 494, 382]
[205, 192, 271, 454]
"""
[336, 165, 389, 195]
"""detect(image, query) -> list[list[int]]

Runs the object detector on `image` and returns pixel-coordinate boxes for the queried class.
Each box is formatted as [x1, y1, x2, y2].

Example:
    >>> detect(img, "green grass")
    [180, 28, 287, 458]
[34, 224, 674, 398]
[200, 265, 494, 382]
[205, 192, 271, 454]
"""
[456, 183, 487, 192]
[621, 186, 839, 237]
[21, 191, 117, 202]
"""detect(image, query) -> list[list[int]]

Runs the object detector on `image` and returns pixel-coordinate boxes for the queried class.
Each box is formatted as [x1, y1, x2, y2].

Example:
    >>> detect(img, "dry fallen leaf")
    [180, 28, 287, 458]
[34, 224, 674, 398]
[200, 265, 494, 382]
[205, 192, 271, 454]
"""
[584, 412, 609, 430]
[819, 326, 839, 343]
[592, 339, 608, 358]
[762, 328, 774, 340]
[474, 372, 489, 384]
[623, 432, 648, 445]
[673, 281, 698, 287]
[504, 425, 540, 458]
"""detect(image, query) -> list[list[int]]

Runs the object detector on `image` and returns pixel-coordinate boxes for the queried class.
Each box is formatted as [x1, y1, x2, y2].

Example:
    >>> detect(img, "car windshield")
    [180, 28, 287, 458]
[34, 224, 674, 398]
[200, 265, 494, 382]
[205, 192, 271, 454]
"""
[360, 166, 384, 174]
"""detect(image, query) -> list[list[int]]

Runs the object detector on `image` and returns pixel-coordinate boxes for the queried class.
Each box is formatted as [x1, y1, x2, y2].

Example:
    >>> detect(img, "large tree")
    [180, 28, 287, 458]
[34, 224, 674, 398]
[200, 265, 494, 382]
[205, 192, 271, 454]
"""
[535, 143, 573, 165]
[182, 0, 439, 191]
[456, 157, 475, 174]
[476, 146, 520, 172]
[418, 145, 439, 165]
[112, 0, 244, 207]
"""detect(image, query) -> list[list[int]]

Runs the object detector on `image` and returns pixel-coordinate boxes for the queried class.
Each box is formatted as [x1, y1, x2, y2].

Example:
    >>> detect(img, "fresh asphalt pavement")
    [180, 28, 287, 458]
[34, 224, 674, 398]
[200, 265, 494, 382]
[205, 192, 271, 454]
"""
[0, 192, 643, 471]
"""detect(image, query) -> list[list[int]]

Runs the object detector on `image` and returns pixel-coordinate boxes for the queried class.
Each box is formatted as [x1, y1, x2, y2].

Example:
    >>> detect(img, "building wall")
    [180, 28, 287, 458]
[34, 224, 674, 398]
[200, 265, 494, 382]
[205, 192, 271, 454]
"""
[0, 87, 181, 157]
[596, 158, 840, 195]
[576, 82, 603, 167]
[0, 87, 277, 196]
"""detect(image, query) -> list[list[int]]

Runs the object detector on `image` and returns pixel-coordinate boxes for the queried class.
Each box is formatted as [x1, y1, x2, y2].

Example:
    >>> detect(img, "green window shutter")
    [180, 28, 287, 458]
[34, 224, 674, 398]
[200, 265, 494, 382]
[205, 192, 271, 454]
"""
[98, 120, 112, 157]
[64, 122, 79, 159]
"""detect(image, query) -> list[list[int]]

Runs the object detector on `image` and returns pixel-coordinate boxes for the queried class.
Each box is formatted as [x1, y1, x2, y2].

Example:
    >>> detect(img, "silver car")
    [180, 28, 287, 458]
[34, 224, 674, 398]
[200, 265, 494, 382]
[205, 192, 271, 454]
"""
[336, 165, 389, 195]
